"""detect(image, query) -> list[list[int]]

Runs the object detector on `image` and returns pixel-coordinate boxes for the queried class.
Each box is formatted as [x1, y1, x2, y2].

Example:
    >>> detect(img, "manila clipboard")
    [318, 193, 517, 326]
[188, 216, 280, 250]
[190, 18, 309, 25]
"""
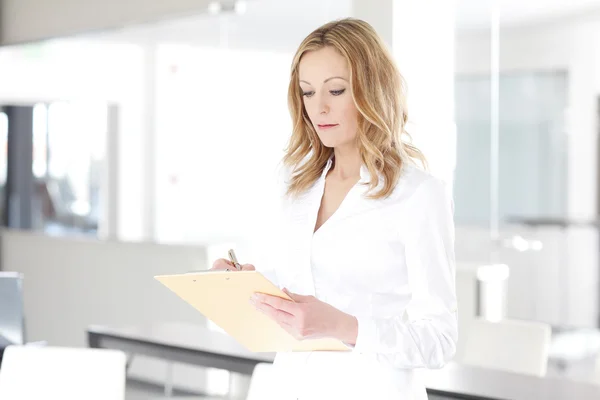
[154, 270, 351, 353]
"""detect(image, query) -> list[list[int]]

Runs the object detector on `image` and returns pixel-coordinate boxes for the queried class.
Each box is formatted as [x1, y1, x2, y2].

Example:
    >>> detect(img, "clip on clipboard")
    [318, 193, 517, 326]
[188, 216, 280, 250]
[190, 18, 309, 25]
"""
[154, 269, 350, 353]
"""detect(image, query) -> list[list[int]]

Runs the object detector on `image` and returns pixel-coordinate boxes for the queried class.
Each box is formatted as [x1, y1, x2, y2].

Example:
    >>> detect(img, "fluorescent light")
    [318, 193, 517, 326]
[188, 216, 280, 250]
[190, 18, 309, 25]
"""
[234, 0, 247, 14]
[208, 1, 222, 15]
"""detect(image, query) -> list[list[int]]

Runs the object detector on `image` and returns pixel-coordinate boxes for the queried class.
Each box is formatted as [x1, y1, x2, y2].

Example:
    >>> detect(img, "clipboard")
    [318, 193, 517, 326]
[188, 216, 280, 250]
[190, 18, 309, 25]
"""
[154, 270, 350, 353]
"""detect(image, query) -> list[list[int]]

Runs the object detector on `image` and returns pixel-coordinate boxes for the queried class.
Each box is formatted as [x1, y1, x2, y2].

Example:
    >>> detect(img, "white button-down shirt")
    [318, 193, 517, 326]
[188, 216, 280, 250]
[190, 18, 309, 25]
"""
[256, 157, 458, 400]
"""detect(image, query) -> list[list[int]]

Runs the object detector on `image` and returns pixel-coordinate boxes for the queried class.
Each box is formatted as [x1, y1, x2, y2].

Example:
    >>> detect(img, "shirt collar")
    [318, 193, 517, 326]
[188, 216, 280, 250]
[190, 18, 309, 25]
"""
[322, 155, 372, 184]
[322, 156, 334, 177]
[359, 164, 371, 183]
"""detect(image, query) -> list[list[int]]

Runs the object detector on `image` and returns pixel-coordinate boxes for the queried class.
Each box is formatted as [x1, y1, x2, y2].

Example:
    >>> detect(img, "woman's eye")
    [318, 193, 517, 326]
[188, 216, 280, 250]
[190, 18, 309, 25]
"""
[330, 89, 346, 96]
[302, 91, 315, 98]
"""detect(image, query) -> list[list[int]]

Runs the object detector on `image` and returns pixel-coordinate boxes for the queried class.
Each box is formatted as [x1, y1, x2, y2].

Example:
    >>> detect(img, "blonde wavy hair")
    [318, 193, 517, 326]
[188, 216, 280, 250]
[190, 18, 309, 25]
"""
[283, 18, 427, 200]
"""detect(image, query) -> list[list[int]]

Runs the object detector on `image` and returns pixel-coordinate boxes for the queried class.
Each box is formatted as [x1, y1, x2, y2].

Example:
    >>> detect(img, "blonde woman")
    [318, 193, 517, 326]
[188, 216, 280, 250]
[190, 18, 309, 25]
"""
[212, 18, 457, 400]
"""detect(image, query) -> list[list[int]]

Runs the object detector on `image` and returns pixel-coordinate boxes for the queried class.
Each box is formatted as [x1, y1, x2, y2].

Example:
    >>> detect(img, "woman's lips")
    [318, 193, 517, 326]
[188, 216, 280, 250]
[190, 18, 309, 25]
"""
[317, 124, 339, 130]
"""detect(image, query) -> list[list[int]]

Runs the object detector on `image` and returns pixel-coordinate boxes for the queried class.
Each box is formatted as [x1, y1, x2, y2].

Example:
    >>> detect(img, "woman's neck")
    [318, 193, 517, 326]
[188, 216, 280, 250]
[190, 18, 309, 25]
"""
[330, 148, 361, 181]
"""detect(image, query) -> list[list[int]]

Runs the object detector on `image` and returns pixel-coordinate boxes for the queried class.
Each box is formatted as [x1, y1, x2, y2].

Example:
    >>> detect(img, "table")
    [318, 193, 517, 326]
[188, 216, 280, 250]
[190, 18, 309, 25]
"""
[88, 323, 600, 400]
[88, 322, 273, 375]
[425, 362, 599, 400]
[87, 322, 273, 398]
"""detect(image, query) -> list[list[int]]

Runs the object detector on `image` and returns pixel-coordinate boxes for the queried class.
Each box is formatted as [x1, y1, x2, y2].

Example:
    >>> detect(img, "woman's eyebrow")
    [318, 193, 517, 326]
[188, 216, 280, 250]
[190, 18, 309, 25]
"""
[299, 76, 348, 85]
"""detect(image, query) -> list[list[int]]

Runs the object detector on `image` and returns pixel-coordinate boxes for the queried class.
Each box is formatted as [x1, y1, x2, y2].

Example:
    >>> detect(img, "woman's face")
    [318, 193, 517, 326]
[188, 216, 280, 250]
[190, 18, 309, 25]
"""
[298, 46, 359, 149]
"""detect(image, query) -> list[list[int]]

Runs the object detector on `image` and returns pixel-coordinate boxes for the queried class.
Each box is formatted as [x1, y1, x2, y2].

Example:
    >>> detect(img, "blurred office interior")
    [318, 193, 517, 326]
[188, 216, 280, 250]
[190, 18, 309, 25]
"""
[1, 0, 600, 399]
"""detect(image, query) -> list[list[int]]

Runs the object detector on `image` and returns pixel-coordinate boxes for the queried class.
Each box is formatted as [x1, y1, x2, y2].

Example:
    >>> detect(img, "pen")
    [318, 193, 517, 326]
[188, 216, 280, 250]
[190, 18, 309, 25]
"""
[227, 249, 242, 271]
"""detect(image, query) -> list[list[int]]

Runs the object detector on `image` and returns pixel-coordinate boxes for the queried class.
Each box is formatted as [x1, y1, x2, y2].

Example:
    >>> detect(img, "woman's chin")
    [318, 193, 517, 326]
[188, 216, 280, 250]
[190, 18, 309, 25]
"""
[318, 135, 344, 148]
[319, 138, 354, 150]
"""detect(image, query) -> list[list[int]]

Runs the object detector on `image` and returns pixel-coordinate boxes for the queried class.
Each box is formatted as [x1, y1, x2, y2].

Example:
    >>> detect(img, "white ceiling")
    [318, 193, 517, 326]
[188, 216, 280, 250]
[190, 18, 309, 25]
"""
[91, 0, 349, 52]
[82, 0, 600, 50]
[457, 0, 600, 29]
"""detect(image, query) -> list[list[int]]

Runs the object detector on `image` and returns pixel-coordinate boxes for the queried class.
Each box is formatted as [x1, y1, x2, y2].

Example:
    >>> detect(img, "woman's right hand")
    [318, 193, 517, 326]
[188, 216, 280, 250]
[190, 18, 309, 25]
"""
[211, 258, 256, 272]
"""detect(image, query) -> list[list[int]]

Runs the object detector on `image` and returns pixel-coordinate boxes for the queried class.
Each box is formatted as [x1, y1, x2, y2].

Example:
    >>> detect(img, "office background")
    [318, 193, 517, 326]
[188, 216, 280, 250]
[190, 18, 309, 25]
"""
[1, 0, 600, 399]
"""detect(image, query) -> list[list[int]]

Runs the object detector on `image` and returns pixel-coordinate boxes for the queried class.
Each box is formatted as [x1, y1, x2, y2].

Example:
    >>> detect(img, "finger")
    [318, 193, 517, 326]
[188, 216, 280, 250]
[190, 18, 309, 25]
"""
[241, 264, 256, 271]
[252, 301, 302, 339]
[282, 288, 297, 302]
[282, 288, 312, 303]
[211, 258, 234, 270]
[256, 293, 298, 314]
[276, 319, 306, 341]
[256, 301, 294, 325]
[276, 320, 297, 337]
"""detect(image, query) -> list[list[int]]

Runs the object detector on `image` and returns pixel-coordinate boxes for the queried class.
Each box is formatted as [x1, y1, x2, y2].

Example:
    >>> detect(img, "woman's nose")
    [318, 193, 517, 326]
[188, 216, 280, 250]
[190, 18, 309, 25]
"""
[319, 98, 329, 114]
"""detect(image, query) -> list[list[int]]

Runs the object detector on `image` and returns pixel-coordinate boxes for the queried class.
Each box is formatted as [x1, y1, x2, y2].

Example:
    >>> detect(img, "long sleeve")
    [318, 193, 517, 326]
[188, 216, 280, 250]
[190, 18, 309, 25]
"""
[252, 221, 281, 288]
[255, 259, 280, 288]
[350, 177, 458, 369]
[245, 161, 291, 289]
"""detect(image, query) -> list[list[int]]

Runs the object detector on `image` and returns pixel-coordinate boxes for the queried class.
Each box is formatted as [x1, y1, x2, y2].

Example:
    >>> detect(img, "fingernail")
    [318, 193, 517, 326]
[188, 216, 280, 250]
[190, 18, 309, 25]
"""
[252, 293, 260, 301]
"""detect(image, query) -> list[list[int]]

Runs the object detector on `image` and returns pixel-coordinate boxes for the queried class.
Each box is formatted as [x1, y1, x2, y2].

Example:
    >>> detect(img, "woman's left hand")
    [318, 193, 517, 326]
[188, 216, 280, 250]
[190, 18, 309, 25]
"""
[250, 288, 358, 344]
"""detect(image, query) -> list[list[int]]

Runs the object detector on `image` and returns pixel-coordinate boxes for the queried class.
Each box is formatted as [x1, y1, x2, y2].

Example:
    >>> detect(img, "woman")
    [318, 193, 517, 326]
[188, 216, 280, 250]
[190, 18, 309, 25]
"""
[212, 18, 457, 400]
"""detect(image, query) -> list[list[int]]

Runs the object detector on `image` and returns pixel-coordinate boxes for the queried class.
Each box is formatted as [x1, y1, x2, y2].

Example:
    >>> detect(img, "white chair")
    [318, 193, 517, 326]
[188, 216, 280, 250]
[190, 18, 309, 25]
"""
[460, 318, 552, 376]
[0, 345, 127, 400]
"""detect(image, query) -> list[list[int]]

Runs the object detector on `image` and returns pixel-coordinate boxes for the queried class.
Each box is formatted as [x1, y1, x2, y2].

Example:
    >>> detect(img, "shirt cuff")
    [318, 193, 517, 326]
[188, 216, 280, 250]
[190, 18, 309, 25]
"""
[342, 316, 378, 353]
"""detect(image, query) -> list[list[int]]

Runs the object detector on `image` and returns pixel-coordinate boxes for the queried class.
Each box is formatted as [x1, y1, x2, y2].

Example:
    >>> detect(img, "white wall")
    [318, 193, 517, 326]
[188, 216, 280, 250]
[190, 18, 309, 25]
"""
[0, 35, 296, 245]
[455, 15, 600, 328]
[457, 15, 599, 221]
[0, 39, 150, 242]
[151, 45, 290, 246]
[0, 229, 215, 393]
[0, 0, 212, 45]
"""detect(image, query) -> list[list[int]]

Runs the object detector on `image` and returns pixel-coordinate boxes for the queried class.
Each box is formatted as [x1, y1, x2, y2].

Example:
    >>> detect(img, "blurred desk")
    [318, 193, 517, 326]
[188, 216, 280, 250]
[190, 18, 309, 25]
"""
[87, 322, 273, 375]
[88, 323, 599, 400]
[505, 217, 600, 229]
[425, 362, 599, 400]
